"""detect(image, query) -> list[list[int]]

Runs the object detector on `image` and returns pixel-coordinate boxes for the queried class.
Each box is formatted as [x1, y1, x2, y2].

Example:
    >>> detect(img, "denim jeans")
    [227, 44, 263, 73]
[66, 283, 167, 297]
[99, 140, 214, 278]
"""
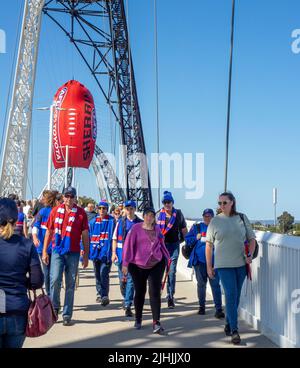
[117, 262, 134, 308]
[93, 260, 111, 298]
[217, 266, 247, 332]
[166, 242, 180, 299]
[0, 314, 27, 348]
[39, 253, 51, 296]
[194, 262, 222, 311]
[50, 251, 80, 319]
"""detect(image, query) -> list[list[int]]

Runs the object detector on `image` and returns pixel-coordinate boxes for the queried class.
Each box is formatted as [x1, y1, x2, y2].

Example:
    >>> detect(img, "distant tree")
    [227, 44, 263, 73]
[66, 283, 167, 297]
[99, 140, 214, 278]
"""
[277, 211, 294, 234]
[78, 196, 96, 208]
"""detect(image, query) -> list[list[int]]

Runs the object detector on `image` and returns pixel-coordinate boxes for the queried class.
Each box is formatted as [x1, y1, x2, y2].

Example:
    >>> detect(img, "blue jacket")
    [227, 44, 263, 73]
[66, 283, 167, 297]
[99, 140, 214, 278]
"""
[33, 206, 52, 254]
[185, 222, 214, 268]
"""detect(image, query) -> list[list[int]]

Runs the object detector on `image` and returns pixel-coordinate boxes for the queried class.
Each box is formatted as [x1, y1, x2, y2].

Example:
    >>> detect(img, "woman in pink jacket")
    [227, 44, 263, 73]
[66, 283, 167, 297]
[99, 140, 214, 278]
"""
[122, 207, 170, 334]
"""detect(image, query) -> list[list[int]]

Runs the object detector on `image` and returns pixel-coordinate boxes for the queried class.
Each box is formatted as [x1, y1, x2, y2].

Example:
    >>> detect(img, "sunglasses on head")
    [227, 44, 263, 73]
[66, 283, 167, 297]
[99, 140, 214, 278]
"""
[218, 201, 230, 206]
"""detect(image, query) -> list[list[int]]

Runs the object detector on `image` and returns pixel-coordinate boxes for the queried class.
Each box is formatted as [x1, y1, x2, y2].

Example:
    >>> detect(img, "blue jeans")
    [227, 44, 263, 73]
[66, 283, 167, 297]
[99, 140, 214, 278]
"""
[50, 251, 80, 319]
[194, 262, 222, 311]
[0, 314, 27, 348]
[117, 262, 134, 308]
[39, 253, 51, 296]
[217, 266, 247, 332]
[166, 242, 180, 299]
[93, 260, 111, 298]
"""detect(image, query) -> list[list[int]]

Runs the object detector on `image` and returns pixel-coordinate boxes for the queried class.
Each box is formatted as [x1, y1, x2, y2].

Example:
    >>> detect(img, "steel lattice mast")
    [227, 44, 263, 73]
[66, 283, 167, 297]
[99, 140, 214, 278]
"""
[43, 0, 153, 210]
[0, 0, 45, 197]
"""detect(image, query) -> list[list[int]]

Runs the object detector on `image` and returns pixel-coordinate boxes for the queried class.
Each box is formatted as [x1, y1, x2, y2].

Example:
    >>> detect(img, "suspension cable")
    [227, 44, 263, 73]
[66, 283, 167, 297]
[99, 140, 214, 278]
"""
[224, 0, 236, 192]
[154, 0, 161, 209]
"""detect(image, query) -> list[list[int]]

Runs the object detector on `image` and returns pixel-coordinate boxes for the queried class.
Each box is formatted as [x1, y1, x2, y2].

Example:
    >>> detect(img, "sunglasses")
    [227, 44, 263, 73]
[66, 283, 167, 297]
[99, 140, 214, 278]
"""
[163, 201, 172, 205]
[218, 201, 230, 206]
[65, 195, 75, 199]
[99, 207, 107, 210]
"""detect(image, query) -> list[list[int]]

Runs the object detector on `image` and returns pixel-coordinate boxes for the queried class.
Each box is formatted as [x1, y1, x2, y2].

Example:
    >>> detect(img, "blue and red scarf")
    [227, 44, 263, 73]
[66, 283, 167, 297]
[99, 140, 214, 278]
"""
[89, 215, 115, 261]
[157, 208, 177, 236]
[53, 204, 78, 255]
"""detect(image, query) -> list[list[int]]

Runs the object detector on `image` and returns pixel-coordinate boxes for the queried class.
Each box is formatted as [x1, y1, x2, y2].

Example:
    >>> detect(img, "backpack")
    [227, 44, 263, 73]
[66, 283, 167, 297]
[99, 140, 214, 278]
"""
[239, 213, 259, 259]
[181, 223, 201, 260]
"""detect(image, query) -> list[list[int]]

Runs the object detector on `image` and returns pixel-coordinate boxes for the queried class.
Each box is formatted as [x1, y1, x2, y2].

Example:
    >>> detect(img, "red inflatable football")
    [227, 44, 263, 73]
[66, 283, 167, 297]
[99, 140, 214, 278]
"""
[52, 80, 97, 169]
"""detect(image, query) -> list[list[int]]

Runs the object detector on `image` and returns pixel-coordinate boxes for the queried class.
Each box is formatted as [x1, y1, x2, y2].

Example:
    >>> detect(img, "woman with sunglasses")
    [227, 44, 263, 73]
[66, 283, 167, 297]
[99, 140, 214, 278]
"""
[122, 208, 170, 334]
[0, 198, 44, 348]
[205, 192, 256, 345]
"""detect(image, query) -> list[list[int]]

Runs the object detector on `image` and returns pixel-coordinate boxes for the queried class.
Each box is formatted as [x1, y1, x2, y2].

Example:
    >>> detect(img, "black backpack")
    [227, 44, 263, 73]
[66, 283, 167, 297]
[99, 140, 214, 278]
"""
[181, 223, 201, 260]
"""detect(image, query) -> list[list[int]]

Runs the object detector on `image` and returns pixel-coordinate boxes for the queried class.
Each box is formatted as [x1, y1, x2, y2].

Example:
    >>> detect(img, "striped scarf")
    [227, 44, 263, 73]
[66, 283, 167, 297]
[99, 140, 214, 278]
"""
[157, 208, 177, 236]
[89, 215, 115, 261]
[54, 204, 78, 255]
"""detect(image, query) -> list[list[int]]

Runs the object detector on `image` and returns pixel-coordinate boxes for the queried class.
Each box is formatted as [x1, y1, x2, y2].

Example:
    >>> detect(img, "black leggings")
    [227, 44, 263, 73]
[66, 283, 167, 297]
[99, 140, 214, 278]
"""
[128, 259, 166, 323]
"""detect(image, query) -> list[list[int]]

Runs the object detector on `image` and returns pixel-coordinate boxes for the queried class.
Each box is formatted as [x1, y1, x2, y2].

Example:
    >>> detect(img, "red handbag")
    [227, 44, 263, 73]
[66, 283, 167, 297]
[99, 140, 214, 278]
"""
[26, 289, 58, 338]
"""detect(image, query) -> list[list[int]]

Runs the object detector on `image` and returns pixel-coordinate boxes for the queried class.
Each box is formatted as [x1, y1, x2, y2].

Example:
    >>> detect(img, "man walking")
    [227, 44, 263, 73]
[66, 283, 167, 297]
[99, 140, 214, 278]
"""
[42, 187, 89, 326]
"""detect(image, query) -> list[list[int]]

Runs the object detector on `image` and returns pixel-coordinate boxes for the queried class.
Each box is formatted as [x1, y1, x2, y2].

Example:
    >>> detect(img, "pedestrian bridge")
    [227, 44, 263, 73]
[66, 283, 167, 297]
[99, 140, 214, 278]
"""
[24, 224, 300, 349]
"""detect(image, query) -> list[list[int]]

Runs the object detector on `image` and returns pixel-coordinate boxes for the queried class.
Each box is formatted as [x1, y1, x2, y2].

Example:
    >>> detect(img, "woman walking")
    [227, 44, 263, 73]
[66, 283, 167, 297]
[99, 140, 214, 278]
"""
[206, 192, 256, 344]
[0, 198, 44, 348]
[122, 208, 170, 334]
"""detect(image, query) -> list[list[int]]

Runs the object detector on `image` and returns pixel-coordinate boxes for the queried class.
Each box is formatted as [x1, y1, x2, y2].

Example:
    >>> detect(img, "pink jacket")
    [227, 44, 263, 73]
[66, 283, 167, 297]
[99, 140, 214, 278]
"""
[122, 223, 170, 268]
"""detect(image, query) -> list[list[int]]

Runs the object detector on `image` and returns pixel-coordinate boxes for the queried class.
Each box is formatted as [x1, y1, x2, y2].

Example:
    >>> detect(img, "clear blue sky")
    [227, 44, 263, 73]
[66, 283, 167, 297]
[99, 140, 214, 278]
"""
[1, 0, 300, 220]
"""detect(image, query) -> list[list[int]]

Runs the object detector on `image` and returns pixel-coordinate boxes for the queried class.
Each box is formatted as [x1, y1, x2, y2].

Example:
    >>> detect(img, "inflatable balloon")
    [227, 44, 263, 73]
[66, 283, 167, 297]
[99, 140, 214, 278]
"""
[52, 80, 97, 169]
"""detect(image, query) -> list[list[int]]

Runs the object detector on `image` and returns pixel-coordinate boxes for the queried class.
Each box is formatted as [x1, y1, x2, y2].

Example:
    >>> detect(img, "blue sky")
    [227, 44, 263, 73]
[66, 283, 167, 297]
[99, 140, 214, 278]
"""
[1, 0, 300, 220]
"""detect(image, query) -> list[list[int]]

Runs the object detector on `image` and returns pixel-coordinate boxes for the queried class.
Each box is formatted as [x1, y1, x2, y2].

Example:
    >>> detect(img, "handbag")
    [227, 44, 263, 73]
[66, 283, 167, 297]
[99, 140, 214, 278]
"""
[181, 223, 200, 260]
[239, 213, 259, 259]
[26, 288, 58, 338]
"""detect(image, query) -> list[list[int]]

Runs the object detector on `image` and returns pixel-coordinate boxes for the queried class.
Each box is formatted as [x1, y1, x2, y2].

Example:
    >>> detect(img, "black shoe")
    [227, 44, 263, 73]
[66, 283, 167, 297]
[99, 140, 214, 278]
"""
[167, 298, 175, 309]
[224, 323, 231, 336]
[96, 296, 102, 303]
[198, 306, 205, 315]
[101, 296, 110, 306]
[125, 307, 133, 317]
[231, 330, 241, 344]
[63, 317, 72, 326]
[134, 320, 142, 330]
[153, 321, 165, 334]
[215, 309, 225, 319]
[54, 308, 59, 318]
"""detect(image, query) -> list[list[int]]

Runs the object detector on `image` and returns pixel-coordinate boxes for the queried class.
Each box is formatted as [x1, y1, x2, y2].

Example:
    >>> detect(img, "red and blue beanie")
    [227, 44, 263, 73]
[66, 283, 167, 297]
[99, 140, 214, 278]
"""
[162, 191, 174, 204]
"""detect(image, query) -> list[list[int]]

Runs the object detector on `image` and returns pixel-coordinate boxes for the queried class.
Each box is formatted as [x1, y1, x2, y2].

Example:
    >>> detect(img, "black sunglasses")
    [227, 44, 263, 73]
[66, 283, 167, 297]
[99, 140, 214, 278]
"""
[65, 194, 75, 199]
[163, 201, 172, 204]
[99, 207, 107, 210]
[218, 201, 230, 206]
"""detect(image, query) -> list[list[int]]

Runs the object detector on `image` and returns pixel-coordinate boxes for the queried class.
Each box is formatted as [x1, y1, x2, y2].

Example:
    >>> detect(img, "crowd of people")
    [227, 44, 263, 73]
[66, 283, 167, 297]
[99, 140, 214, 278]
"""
[0, 189, 256, 348]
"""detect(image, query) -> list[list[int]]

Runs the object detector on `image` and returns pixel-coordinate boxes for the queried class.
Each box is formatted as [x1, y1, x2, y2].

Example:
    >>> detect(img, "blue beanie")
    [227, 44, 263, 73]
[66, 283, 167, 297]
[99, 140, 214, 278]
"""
[0, 198, 18, 225]
[98, 199, 109, 208]
[162, 191, 174, 204]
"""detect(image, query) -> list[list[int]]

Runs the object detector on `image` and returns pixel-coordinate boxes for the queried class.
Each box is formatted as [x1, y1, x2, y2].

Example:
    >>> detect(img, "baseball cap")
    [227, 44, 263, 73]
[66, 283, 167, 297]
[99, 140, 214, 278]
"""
[63, 186, 77, 197]
[143, 207, 156, 217]
[0, 198, 18, 226]
[125, 200, 136, 208]
[202, 208, 214, 217]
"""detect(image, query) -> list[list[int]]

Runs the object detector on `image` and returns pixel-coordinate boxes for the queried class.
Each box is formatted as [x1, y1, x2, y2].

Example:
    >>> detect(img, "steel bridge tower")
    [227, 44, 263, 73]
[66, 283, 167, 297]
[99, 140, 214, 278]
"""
[0, 0, 153, 211]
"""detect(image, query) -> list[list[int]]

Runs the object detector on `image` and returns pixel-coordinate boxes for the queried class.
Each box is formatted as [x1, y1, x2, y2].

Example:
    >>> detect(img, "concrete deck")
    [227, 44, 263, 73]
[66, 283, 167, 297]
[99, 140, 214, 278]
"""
[24, 263, 277, 348]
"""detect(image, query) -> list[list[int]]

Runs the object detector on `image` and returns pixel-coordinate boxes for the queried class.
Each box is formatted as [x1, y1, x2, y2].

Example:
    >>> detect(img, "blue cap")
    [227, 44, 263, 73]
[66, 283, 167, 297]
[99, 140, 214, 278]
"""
[0, 198, 18, 225]
[162, 191, 174, 204]
[63, 186, 77, 197]
[202, 208, 214, 217]
[125, 200, 136, 208]
[98, 199, 109, 208]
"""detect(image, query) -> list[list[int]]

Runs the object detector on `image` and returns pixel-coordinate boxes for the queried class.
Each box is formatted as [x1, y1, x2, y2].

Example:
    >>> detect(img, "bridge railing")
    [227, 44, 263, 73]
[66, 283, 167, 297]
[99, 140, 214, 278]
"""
[177, 222, 300, 348]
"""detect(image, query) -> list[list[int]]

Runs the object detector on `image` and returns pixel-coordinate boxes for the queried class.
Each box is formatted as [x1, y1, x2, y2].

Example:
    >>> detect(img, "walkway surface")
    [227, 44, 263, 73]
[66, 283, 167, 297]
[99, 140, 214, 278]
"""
[24, 263, 277, 348]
